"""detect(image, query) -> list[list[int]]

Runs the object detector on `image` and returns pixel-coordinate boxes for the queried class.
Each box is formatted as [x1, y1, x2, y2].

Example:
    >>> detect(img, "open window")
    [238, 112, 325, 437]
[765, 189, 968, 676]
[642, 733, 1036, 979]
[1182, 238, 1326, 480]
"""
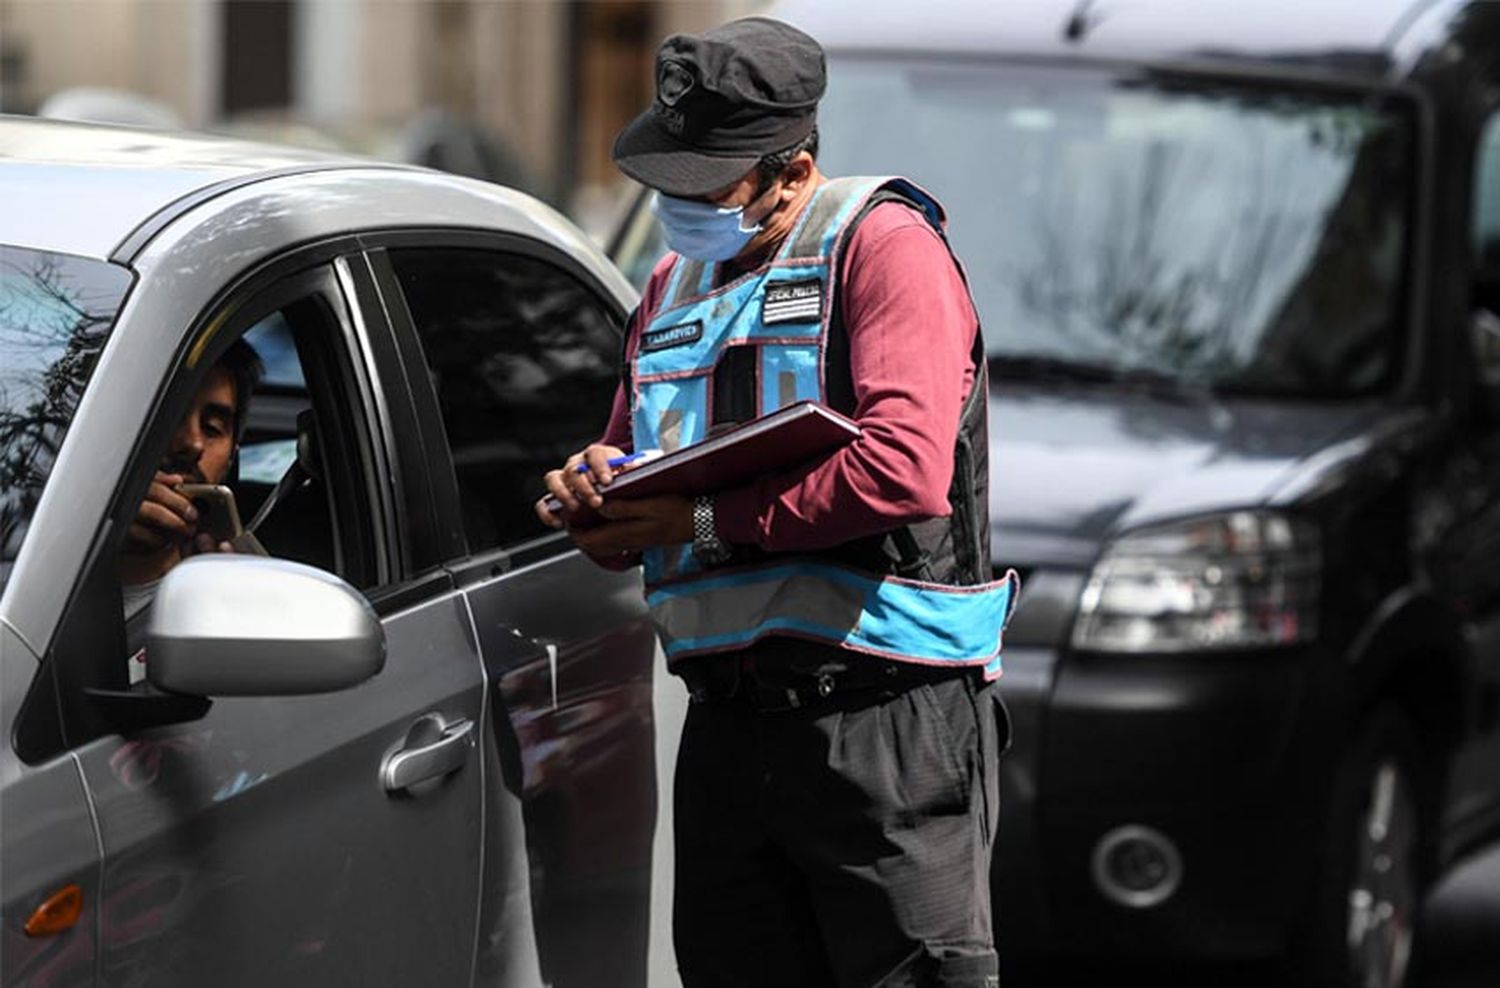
[16, 263, 389, 759]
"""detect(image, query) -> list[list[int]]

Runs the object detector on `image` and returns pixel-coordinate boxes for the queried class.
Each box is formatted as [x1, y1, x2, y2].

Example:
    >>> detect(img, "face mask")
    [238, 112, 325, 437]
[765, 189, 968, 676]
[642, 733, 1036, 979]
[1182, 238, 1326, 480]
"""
[651, 192, 765, 262]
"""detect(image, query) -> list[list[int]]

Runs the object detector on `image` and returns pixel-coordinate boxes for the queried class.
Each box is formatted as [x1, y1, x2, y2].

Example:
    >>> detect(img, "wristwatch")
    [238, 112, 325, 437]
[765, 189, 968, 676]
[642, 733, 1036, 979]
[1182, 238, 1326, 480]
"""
[691, 494, 733, 566]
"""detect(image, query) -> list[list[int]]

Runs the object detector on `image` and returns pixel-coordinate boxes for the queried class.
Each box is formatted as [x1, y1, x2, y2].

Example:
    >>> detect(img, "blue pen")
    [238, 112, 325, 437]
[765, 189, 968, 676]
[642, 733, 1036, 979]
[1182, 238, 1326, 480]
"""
[575, 449, 665, 474]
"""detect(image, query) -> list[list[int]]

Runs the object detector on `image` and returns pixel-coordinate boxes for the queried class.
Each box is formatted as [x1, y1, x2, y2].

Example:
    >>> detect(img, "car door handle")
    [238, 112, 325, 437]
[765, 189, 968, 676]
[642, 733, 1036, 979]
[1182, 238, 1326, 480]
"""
[382, 715, 474, 792]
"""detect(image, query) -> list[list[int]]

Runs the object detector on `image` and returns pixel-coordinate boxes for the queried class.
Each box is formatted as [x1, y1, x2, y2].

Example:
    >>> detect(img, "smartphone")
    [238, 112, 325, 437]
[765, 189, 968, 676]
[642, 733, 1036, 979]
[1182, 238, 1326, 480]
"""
[175, 483, 245, 543]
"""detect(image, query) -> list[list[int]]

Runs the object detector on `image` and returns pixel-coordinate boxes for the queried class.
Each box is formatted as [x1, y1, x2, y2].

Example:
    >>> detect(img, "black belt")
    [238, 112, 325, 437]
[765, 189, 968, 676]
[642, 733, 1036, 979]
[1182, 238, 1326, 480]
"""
[676, 641, 978, 713]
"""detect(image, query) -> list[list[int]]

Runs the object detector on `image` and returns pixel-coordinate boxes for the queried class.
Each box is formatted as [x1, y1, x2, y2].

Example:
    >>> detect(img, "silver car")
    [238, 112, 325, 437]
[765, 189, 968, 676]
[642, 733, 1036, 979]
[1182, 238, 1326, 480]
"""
[1, 117, 673, 987]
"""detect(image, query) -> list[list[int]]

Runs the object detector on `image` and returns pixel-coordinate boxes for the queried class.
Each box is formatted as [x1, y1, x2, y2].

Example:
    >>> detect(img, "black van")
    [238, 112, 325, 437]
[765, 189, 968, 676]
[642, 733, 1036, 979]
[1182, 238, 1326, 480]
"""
[607, 1, 1500, 984]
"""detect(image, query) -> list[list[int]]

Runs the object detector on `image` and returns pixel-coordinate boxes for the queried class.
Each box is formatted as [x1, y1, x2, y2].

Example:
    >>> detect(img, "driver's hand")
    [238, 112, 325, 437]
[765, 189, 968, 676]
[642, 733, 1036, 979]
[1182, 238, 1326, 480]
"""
[536, 443, 628, 528]
[187, 532, 236, 556]
[123, 472, 198, 552]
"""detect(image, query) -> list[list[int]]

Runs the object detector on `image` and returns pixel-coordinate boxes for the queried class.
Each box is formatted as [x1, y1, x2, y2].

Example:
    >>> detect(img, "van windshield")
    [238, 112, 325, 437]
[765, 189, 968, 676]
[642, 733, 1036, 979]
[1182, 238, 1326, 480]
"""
[816, 60, 1414, 397]
[0, 247, 130, 596]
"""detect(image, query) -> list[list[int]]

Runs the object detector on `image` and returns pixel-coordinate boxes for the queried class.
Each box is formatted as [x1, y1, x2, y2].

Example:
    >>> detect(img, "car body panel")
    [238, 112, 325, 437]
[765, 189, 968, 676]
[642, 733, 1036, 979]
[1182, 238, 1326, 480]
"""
[0, 623, 98, 988]
[0, 116, 359, 259]
[71, 589, 485, 985]
[462, 547, 664, 987]
[989, 384, 1391, 566]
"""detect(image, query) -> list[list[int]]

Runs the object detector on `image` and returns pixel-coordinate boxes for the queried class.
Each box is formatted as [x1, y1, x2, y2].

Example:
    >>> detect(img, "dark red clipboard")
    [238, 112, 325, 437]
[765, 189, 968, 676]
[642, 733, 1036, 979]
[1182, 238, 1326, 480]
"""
[546, 401, 861, 529]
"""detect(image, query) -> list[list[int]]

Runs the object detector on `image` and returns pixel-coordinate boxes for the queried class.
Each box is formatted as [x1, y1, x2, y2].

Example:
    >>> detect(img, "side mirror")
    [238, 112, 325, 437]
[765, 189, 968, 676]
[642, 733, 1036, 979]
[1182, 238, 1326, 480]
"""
[146, 556, 385, 696]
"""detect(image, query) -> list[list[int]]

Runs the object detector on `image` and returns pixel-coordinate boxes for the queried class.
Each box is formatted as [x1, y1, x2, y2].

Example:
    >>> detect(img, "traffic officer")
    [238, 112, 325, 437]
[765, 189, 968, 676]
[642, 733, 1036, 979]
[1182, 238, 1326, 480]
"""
[538, 16, 1018, 988]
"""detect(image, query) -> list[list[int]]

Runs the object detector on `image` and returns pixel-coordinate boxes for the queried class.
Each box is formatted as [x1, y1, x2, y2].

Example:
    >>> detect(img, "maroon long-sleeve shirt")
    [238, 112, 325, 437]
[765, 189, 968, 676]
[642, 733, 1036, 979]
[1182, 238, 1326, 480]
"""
[602, 197, 980, 551]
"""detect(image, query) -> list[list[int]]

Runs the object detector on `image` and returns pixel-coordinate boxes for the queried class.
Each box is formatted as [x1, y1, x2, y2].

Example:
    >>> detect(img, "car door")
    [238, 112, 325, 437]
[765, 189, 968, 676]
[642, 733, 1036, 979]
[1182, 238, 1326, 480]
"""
[43, 256, 484, 986]
[1441, 103, 1500, 837]
[366, 237, 673, 988]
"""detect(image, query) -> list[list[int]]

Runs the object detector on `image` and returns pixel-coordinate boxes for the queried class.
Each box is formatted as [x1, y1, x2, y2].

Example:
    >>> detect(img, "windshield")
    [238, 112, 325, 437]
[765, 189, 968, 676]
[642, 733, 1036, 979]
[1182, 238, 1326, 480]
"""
[818, 60, 1413, 396]
[0, 247, 131, 596]
[614, 60, 1414, 398]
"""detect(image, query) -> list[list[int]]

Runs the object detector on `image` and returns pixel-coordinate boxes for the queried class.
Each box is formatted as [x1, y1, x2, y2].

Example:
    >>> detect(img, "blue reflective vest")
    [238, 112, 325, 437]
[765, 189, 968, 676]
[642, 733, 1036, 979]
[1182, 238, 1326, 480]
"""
[631, 177, 1019, 678]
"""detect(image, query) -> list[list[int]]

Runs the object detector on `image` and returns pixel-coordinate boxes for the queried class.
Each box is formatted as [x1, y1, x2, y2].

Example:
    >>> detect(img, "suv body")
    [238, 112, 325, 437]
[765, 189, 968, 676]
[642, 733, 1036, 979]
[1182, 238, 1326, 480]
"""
[0, 118, 677, 987]
[612, 1, 1500, 980]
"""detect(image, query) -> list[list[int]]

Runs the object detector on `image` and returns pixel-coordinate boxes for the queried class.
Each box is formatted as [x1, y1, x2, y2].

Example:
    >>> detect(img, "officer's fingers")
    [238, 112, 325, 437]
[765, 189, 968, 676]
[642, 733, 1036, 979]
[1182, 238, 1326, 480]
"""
[569, 523, 631, 556]
[535, 495, 566, 530]
[583, 445, 626, 487]
[193, 533, 217, 555]
[597, 495, 675, 521]
[543, 468, 581, 513]
[563, 462, 606, 508]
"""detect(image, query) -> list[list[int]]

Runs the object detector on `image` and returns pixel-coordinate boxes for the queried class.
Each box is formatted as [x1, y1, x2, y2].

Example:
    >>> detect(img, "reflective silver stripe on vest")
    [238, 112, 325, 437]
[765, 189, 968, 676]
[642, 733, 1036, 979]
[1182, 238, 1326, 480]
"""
[648, 562, 1020, 671]
[666, 257, 708, 311]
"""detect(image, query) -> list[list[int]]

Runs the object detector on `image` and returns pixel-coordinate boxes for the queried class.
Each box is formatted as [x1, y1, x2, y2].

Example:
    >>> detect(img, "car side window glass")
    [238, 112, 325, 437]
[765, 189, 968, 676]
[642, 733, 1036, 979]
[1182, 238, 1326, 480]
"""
[387, 248, 620, 555]
[1, 248, 130, 596]
[1475, 113, 1500, 307]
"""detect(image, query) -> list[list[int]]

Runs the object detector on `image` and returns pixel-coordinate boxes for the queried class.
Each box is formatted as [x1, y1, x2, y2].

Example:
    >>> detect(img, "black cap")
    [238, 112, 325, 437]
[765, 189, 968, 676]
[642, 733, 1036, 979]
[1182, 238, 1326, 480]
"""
[612, 17, 826, 198]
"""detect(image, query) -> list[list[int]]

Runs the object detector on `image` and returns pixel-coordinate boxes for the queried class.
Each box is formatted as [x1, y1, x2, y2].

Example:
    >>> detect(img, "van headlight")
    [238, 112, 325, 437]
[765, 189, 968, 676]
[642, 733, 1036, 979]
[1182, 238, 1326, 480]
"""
[1072, 511, 1320, 652]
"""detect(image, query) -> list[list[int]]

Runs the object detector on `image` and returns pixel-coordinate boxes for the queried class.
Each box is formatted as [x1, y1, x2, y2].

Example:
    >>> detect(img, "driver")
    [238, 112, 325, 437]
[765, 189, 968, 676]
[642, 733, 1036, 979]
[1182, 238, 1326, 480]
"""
[119, 338, 264, 671]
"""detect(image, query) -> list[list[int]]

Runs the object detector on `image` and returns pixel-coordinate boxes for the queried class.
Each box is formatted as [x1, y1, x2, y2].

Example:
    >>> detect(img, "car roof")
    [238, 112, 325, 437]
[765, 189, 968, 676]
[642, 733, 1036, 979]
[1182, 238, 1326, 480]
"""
[776, 0, 1468, 83]
[0, 115, 406, 261]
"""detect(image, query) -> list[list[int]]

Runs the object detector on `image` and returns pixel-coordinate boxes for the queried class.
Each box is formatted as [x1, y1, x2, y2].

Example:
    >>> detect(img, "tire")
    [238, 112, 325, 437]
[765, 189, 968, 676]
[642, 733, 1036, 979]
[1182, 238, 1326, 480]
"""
[1290, 705, 1427, 988]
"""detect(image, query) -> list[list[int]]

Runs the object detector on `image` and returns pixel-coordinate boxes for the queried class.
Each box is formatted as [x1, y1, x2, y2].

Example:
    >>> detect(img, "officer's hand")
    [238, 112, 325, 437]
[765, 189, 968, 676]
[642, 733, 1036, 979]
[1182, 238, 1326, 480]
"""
[568, 495, 694, 556]
[536, 443, 628, 528]
[123, 472, 198, 553]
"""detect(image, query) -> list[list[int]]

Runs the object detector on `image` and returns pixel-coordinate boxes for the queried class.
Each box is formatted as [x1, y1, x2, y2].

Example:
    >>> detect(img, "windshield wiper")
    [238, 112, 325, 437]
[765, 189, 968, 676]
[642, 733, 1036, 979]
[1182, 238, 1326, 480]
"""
[987, 354, 1222, 406]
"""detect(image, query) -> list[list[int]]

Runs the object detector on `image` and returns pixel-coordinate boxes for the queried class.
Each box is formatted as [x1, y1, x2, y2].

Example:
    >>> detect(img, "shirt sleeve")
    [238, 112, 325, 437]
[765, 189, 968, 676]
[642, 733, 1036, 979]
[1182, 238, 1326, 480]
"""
[714, 201, 979, 550]
[598, 253, 677, 451]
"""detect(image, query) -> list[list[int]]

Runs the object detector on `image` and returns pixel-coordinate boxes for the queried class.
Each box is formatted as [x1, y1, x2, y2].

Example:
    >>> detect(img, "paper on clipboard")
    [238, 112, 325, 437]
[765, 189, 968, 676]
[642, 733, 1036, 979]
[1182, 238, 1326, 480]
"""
[545, 401, 861, 529]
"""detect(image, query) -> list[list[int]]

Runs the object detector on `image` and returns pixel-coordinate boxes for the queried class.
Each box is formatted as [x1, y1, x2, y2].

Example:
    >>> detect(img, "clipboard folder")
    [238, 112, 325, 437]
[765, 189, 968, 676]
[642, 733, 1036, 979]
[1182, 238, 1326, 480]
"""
[546, 401, 861, 529]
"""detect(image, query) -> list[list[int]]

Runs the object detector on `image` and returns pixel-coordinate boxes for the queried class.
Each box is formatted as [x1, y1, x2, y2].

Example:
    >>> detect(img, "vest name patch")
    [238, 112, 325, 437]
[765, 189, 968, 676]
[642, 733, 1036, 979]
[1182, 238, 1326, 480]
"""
[762, 278, 823, 325]
[640, 320, 703, 353]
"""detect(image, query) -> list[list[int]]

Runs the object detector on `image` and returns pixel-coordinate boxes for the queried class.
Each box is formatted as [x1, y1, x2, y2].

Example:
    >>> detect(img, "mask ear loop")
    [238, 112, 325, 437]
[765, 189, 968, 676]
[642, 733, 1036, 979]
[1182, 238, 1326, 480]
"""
[743, 169, 784, 230]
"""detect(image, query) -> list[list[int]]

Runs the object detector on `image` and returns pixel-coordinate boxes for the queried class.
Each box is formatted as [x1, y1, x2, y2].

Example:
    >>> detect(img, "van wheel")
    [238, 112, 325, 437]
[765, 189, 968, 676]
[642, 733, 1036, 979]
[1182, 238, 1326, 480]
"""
[1295, 706, 1424, 988]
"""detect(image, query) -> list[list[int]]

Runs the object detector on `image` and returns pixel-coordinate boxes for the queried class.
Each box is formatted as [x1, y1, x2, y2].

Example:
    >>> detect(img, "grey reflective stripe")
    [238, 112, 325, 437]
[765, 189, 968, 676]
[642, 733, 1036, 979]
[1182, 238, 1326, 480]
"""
[784, 177, 870, 260]
[652, 568, 869, 652]
[648, 562, 1017, 665]
[668, 258, 708, 309]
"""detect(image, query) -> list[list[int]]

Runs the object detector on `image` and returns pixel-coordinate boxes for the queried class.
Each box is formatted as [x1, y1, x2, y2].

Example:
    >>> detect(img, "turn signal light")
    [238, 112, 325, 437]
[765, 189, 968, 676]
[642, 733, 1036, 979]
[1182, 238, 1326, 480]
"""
[24, 883, 83, 937]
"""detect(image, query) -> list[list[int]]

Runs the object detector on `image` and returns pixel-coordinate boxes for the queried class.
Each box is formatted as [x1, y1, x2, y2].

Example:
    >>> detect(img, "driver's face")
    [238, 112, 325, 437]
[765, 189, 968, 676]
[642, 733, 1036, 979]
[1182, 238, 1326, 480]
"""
[162, 366, 237, 485]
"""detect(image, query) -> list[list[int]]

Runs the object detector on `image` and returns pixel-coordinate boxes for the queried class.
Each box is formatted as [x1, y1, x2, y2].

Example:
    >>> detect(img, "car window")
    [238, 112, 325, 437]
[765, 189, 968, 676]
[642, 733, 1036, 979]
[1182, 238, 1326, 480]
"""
[117, 283, 382, 677]
[0, 246, 131, 597]
[1475, 112, 1500, 276]
[837, 62, 1415, 397]
[387, 247, 621, 556]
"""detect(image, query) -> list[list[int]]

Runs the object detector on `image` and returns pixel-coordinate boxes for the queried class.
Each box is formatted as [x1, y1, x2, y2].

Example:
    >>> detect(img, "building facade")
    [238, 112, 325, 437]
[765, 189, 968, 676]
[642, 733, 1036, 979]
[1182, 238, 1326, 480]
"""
[0, 0, 763, 213]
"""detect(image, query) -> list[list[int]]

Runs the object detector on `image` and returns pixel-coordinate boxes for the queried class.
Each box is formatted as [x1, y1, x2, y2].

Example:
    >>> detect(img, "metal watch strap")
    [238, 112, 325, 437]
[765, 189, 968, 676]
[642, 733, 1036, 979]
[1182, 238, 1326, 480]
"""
[691, 494, 731, 564]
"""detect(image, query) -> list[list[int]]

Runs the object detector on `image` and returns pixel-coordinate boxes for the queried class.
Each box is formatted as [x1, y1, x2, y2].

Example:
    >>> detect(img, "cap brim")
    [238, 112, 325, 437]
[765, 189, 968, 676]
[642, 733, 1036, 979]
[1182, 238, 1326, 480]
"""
[611, 109, 762, 198]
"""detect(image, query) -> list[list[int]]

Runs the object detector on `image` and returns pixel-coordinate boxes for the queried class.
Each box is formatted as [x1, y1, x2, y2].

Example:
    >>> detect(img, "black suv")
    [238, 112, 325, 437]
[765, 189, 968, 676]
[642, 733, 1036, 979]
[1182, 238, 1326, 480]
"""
[608, 2, 1500, 983]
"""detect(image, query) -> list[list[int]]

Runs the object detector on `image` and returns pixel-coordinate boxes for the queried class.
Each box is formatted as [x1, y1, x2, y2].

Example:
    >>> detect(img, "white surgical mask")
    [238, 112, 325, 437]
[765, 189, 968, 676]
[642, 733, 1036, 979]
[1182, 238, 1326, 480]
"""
[651, 192, 764, 262]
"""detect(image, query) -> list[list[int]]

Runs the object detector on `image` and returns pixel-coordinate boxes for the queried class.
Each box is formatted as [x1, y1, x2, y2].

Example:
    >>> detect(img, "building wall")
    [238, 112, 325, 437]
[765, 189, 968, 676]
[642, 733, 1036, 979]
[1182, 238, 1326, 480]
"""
[0, 0, 763, 206]
[0, 0, 212, 121]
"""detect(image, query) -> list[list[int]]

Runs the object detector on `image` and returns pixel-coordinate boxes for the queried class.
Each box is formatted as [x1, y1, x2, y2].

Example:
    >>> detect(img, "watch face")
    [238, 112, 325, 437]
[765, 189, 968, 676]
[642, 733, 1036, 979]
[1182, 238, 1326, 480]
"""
[692, 540, 733, 566]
